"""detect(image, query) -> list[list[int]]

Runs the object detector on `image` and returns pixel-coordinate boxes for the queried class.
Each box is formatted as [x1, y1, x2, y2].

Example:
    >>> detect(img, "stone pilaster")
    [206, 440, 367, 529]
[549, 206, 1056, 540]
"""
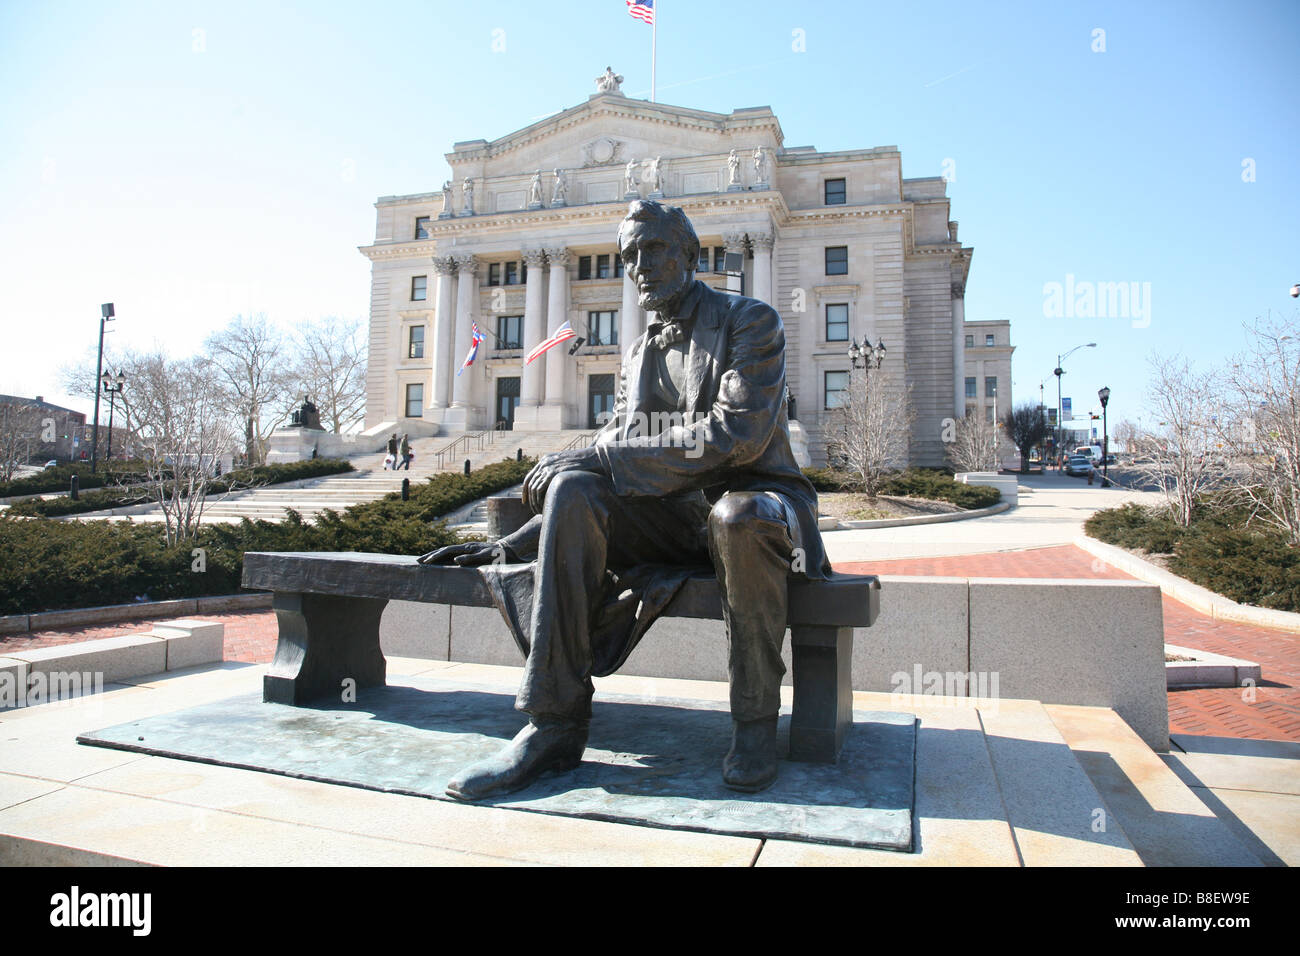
[750, 232, 774, 306]
[430, 256, 457, 412]
[952, 281, 966, 418]
[539, 246, 571, 428]
[444, 254, 478, 430]
[514, 248, 551, 431]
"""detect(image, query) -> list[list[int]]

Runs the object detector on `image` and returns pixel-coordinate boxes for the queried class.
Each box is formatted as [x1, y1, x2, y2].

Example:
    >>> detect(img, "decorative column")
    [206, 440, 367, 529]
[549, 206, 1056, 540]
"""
[515, 248, 550, 430]
[723, 233, 746, 295]
[540, 246, 571, 429]
[619, 271, 641, 354]
[751, 232, 774, 306]
[445, 254, 478, 430]
[952, 281, 966, 418]
[430, 256, 457, 412]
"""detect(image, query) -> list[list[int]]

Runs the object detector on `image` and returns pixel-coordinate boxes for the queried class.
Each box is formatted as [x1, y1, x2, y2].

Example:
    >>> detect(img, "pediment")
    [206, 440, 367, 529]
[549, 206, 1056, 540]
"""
[447, 94, 785, 179]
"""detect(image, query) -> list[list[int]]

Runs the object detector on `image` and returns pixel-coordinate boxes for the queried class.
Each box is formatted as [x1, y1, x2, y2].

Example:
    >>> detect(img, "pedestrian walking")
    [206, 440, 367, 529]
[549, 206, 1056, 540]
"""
[399, 434, 412, 470]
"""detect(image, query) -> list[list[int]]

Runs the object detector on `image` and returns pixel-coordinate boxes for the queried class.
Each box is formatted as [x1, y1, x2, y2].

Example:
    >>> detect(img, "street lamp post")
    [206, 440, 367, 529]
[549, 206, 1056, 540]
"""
[90, 303, 115, 473]
[1054, 341, 1097, 461]
[1098, 386, 1111, 487]
[843, 337, 886, 466]
[100, 370, 126, 464]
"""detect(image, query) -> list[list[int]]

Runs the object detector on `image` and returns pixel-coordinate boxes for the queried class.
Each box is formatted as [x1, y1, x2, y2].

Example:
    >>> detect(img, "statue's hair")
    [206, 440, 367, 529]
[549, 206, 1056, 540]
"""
[617, 200, 700, 265]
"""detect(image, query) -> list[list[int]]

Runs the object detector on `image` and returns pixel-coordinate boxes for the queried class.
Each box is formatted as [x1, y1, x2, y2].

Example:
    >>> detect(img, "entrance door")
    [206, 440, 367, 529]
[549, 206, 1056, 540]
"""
[496, 376, 520, 430]
[588, 373, 616, 429]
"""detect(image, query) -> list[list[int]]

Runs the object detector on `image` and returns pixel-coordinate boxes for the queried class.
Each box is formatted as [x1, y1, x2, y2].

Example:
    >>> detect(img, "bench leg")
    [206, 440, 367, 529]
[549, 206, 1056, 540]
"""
[263, 592, 389, 705]
[789, 624, 854, 763]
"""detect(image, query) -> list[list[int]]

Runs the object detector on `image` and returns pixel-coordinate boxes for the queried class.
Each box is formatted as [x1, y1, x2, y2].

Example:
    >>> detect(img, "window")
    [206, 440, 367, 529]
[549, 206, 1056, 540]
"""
[985, 376, 997, 398]
[985, 333, 995, 347]
[497, 315, 523, 350]
[824, 178, 846, 205]
[965, 335, 975, 348]
[965, 377, 977, 399]
[825, 246, 848, 276]
[487, 263, 501, 286]
[697, 247, 709, 273]
[588, 310, 618, 346]
[715, 247, 728, 273]
[824, 371, 849, 409]
[408, 325, 425, 359]
[405, 383, 424, 418]
[578, 256, 592, 280]
[504, 261, 519, 285]
[415, 216, 431, 239]
[825, 304, 849, 342]
[411, 275, 427, 301]
[614, 254, 624, 278]
[596, 254, 611, 279]
[985, 405, 995, 424]
[496, 315, 523, 349]
[695, 246, 725, 273]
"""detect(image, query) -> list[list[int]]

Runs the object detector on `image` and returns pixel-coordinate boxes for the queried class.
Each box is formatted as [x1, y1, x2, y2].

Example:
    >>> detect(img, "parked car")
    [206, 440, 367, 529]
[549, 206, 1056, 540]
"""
[1064, 455, 1094, 477]
[42, 460, 60, 470]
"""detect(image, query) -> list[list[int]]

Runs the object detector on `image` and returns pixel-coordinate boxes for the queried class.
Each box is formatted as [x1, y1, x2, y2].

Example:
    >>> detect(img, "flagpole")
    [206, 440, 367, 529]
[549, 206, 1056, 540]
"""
[650, 3, 657, 102]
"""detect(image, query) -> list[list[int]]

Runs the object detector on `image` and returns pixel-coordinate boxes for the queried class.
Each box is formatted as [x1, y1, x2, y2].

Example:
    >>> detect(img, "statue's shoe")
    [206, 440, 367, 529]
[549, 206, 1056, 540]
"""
[445, 718, 588, 802]
[722, 716, 780, 793]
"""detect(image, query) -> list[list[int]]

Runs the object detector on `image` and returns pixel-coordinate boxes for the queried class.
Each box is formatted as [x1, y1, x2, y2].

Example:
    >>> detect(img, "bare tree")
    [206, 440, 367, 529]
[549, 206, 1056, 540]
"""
[204, 314, 292, 466]
[291, 316, 368, 433]
[1001, 403, 1049, 474]
[945, 409, 999, 473]
[1131, 353, 1228, 526]
[124, 353, 238, 545]
[1218, 312, 1300, 545]
[825, 367, 914, 496]
[0, 400, 48, 481]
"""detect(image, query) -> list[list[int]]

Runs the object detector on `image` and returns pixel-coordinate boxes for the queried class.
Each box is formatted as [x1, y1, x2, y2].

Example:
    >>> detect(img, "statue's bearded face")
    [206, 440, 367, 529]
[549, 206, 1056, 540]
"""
[620, 220, 694, 314]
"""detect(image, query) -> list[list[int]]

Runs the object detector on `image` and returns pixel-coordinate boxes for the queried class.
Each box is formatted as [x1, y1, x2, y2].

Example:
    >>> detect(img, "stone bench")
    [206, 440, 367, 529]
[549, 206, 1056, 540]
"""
[241, 551, 881, 762]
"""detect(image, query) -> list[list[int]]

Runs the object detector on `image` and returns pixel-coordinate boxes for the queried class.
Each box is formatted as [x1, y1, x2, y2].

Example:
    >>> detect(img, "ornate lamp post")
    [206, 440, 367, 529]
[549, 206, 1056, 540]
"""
[100, 370, 126, 464]
[1098, 385, 1111, 487]
[90, 303, 115, 472]
[848, 337, 886, 374]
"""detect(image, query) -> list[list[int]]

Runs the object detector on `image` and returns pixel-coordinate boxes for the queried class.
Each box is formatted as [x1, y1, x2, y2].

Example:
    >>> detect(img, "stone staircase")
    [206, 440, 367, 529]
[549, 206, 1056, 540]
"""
[91, 430, 588, 524]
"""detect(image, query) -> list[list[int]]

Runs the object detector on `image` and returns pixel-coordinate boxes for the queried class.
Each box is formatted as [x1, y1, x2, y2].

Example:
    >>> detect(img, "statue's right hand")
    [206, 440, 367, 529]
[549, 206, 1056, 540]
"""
[416, 542, 504, 566]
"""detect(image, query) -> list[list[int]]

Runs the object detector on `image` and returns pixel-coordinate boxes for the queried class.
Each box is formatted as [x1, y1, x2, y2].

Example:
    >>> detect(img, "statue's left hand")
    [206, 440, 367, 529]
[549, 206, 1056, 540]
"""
[522, 447, 605, 515]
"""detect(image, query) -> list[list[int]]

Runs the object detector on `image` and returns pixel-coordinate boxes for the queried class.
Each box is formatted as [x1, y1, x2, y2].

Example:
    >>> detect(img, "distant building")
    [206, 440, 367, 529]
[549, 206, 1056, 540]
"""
[360, 74, 996, 466]
[0, 394, 88, 463]
[962, 319, 1014, 427]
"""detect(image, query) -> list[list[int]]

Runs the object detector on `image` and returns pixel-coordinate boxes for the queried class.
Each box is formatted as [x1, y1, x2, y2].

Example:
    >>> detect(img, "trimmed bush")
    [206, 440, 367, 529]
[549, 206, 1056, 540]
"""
[0, 456, 534, 615]
[1086, 497, 1299, 612]
[802, 466, 998, 508]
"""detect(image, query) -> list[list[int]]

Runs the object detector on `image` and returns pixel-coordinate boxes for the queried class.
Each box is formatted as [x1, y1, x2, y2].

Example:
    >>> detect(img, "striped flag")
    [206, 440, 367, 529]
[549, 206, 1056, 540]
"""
[626, 0, 654, 25]
[457, 322, 485, 376]
[524, 320, 577, 366]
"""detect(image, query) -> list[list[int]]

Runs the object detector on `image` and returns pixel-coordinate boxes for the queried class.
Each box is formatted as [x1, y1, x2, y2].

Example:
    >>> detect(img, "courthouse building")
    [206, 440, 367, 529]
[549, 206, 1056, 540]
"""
[359, 72, 996, 466]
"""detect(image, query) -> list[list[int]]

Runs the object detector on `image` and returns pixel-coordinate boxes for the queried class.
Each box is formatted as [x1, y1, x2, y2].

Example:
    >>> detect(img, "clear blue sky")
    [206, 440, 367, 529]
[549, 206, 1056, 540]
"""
[2, 0, 1296, 430]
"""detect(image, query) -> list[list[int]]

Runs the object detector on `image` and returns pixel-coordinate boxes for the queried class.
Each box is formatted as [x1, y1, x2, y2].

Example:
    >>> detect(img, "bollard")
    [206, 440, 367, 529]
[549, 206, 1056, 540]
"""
[401, 478, 410, 501]
[464, 459, 471, 476]
[517, 448, 522, 461]
[70, 474, 79, 501]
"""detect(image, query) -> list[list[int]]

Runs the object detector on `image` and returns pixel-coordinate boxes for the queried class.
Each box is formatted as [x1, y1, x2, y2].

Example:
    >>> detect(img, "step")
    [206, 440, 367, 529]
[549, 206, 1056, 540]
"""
[1043, 704, 1264, 866]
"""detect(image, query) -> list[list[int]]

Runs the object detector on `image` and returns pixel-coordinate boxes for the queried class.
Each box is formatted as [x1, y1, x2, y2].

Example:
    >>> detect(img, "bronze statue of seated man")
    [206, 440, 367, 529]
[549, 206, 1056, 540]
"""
[420, 200, 829, 800]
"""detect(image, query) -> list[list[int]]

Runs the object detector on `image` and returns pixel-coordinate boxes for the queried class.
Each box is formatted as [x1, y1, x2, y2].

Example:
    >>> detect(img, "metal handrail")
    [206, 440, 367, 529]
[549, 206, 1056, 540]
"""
[432, 422, 513, 470]
[559, 431, 597, 452]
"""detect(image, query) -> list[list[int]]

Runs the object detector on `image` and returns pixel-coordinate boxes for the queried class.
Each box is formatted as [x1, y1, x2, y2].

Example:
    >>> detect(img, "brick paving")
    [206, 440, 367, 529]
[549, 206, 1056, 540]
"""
[6, 543, 1297, 743]
[837, 545, 1300, 743]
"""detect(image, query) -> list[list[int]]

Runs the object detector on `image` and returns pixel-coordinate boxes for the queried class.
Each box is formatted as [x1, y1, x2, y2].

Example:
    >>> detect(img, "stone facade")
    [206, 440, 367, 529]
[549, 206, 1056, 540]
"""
[962, 319, 1014, 427]
[359, 84, 986, 466]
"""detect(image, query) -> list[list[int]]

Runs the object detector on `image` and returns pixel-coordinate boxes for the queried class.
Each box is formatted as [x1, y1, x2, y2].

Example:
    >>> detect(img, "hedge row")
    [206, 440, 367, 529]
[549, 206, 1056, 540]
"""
[0, 462, 148, 498]
[0, 456, 534, 615]
[801, 467, 1000, 509]
[1084, 501, 1299, 612]
[7, 458, 355, 517]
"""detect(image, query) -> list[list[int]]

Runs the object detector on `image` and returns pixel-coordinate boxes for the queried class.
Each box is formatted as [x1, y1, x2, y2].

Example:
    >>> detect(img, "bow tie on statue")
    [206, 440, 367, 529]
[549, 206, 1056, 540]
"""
[645, 315, 693, 351]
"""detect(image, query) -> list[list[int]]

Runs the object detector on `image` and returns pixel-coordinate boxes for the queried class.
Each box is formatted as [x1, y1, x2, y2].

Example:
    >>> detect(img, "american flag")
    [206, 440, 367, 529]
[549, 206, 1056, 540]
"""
[524, 320, 576, 365]
[626, 0, 654, 25]
[457, 322, 485, 376]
